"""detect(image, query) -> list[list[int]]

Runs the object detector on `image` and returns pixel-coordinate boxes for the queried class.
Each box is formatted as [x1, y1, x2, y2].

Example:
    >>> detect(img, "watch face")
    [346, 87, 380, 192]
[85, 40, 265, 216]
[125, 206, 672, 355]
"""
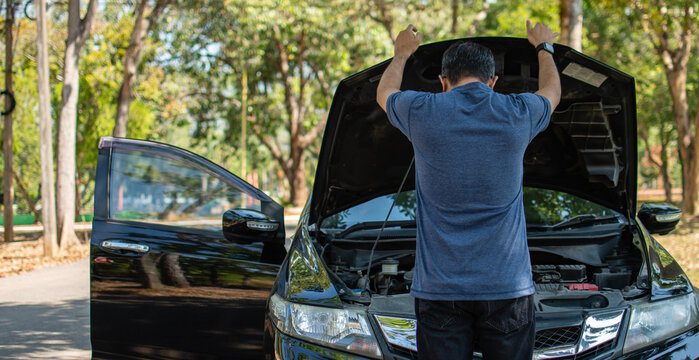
[538, 42, 554, 54]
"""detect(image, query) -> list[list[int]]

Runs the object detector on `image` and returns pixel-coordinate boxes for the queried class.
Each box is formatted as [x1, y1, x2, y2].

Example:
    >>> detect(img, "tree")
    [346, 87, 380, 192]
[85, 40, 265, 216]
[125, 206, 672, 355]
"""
[113, 0, 171, 137]
[560, 0, 582, 51]
[56, 0, 96, 249]
[619, 1, 699, 215]
[245, 1, 395, 205]
[162, 0, 389, 206]
[71, 4, 169, 220]
[3, 0, 15, 242]
[585, 1, 683, 205]
[37, 0, 57, 256]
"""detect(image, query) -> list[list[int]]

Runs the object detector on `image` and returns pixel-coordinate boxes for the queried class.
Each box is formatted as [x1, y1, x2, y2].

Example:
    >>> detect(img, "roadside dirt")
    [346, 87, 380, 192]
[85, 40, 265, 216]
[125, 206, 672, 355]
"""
[0, 233, 89, 278]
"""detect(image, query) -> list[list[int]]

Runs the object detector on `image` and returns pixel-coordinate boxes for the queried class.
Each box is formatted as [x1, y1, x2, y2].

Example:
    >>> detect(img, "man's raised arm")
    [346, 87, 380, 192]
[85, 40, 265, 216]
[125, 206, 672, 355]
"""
[376, 24, 422, 112]
[526, 20, 561, 110]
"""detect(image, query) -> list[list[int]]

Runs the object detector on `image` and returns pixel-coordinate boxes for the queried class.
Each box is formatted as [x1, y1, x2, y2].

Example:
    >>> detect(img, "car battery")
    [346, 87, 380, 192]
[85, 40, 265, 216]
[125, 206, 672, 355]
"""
[533, 265, 557, 271]
[558, 264, 587, 282]
[532, 265, 559, 283]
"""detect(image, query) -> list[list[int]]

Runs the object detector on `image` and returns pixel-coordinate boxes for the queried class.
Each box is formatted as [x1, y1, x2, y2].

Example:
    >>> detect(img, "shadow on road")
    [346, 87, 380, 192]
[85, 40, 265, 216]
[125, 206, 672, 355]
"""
[0, 298, 90, 359]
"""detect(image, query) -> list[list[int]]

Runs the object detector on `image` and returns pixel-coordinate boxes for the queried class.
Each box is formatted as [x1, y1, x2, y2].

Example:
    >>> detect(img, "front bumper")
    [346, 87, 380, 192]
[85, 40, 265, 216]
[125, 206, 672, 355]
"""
[273, 331, 374, 360]
[266, 321, 699, 360]
[617, 326, 699, 360]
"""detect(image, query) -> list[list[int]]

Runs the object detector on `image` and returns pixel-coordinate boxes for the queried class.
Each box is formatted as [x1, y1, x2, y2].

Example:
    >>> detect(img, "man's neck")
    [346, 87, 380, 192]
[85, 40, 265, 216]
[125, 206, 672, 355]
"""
[446, 76, 485, 91]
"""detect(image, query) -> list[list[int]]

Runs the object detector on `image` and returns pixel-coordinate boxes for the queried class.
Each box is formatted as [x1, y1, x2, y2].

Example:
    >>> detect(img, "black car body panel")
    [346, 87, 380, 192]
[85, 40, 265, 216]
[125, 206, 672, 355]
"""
[90, 138, 285, 359]
[310, 37, 637, 223]
[277, 214, 344, 307]
[637, 220, 693, 300]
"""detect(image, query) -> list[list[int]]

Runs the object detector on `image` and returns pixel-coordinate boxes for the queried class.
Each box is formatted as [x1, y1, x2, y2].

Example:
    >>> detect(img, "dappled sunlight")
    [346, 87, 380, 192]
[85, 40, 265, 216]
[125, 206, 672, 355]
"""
[0, 299, 90, 360]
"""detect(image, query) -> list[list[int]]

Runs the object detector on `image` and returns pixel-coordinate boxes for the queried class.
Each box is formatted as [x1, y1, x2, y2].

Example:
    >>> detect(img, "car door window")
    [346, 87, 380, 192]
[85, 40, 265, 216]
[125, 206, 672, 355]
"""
[109, 149, 261, 231]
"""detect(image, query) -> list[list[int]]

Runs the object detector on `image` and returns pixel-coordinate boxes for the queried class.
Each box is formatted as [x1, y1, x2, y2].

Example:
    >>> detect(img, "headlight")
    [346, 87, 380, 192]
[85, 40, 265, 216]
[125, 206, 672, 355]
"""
[269, 293, 382, 359]
[623, 292, 699, 354]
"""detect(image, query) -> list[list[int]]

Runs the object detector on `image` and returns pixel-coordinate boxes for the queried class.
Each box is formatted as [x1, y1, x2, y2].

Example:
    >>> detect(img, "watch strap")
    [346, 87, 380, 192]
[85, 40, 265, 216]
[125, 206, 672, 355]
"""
[536, 42, 554, 55]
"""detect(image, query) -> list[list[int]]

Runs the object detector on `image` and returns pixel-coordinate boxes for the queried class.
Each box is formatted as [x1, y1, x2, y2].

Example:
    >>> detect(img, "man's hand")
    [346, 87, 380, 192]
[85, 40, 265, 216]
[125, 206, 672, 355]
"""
[526, 20, 561, 110]
[394, 24, 422, 59]
[377, 24, 422, 112]
[526, 20, 558, 47]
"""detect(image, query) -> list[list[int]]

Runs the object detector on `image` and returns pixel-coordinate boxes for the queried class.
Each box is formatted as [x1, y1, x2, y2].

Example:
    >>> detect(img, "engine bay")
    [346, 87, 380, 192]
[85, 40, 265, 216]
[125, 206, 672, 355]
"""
[319, 223, 647, 311]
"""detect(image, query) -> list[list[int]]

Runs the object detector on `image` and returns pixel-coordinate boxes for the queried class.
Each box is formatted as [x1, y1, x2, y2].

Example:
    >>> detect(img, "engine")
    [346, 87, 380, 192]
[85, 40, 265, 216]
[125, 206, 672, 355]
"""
[321, 227, 645, 301]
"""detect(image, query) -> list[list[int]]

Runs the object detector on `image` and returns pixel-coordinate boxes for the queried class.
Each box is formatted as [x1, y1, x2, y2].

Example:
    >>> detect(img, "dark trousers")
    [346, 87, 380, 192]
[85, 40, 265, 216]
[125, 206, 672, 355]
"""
[415, 295, 535, 360]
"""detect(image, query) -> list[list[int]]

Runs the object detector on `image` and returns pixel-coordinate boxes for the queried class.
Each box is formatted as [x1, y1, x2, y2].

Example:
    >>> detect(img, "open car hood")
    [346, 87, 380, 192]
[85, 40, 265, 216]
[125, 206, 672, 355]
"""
[309, 37, 637, 225]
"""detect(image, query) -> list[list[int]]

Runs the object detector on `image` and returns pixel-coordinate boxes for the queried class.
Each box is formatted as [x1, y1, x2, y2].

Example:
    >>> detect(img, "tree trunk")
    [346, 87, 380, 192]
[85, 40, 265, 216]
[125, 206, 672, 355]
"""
[240, 67, 247, 179]
[559, 0, 582, 51]
[665, 68, 695, 214]
[56, 0, 96, 250]
[113, 0, 169, 137]
[658, 133, 673, 204]
[689, 98, 699, 213]
[637, 3, 695, 215]
[56, 33, 80, 250]
[640, 127, 673, 204]
[288, 158, 308, 207]
[3, 0, 14, 243]
[451, 0, 458, 36]
[37, 0, 57, 256]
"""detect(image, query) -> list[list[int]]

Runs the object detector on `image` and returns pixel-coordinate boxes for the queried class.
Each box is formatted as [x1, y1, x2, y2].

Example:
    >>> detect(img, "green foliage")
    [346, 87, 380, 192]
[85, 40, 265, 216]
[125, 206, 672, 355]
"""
[480, 0, 557, 37]
[0, 0, 696, 216]
[0, 5, 171, 217]
[156, 0, 394, 202]
[586, 0, 696, 191]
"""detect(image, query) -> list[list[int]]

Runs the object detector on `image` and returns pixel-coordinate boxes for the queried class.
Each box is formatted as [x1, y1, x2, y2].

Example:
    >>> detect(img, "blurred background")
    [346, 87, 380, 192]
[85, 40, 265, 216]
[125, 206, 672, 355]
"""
[0, 0, 696, 282]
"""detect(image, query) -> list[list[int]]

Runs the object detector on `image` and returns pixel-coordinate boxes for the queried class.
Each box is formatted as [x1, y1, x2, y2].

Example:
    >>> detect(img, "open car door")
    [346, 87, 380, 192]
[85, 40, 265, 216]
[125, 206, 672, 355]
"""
[90, 137, 286, 359]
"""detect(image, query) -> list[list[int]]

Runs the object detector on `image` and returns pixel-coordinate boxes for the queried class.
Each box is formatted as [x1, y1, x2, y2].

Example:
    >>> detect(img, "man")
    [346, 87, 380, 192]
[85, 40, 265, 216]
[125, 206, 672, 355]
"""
[375, 21, 561, 360]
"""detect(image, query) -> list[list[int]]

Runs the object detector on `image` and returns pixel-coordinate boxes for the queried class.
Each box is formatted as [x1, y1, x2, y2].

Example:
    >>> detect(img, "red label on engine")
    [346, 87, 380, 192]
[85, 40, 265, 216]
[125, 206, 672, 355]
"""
[568, 283, 599, 291]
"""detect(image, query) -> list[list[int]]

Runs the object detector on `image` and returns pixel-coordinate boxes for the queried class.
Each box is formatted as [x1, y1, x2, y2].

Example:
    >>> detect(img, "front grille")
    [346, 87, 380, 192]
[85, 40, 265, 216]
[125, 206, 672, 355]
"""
[388, 345, 417, 359]
[384, 326, 615, 359]
[535, 326, 582, 349]
[573, 340, 616, 360]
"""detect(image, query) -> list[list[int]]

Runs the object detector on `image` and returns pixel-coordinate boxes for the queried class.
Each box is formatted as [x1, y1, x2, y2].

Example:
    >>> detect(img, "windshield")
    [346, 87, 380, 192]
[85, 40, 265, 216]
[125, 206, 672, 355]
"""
[320, 187, 620, 230]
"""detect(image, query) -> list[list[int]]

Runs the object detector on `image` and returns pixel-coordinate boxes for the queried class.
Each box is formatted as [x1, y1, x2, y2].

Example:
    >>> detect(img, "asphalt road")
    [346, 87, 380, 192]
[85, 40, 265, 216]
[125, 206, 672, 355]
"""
[0, 259, 90, 360]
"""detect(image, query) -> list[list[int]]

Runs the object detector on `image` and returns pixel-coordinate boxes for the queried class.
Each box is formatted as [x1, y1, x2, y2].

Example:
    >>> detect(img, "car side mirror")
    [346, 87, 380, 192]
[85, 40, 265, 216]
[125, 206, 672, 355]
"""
[637, 203, 682, 235]
[222, 208, 280, 243]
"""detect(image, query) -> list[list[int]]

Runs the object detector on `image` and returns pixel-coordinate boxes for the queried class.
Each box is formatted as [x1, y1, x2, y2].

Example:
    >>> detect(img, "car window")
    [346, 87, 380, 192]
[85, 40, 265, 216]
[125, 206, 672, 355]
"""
[522, 187, 619, 226]
[321, 191, 416, 230]
[321, 188, 618, 230]
[109, 149, 261, 231]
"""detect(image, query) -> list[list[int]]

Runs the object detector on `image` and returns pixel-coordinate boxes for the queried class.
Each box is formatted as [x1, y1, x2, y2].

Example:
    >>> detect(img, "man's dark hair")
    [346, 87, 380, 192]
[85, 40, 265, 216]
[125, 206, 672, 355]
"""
[441, 42, 495, 84]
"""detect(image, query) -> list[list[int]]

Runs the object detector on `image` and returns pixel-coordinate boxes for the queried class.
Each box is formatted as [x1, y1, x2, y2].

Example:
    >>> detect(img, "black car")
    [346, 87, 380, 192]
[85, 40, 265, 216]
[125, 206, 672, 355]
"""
[90, 38, 699, 359]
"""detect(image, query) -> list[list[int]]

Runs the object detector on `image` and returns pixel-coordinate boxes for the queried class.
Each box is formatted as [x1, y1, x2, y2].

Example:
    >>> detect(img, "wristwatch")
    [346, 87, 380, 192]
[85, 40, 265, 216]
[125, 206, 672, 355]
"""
[536, 42, 554, 55]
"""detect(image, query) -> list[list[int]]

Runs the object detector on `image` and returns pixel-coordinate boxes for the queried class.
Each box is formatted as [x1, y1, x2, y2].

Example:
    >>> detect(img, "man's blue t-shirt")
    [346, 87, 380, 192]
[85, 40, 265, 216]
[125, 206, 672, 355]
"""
[385, 81, 551, 301]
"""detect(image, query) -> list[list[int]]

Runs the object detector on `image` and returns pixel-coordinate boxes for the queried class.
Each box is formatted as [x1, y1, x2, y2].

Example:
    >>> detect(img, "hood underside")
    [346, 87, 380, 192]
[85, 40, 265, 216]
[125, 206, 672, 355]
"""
[310, 37, 637, 224]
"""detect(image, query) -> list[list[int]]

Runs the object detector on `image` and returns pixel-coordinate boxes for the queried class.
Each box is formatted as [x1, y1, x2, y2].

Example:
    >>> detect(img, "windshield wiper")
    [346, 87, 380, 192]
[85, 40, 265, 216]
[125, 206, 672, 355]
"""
[336, 220, 416, 238]
[550, 214, 619, 230]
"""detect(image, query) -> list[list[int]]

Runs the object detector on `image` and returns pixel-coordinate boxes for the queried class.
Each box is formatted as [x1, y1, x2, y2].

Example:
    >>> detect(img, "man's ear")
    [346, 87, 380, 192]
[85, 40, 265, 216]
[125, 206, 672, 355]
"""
[488, 75, 499, 89]
[439, 75, 449, 92]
